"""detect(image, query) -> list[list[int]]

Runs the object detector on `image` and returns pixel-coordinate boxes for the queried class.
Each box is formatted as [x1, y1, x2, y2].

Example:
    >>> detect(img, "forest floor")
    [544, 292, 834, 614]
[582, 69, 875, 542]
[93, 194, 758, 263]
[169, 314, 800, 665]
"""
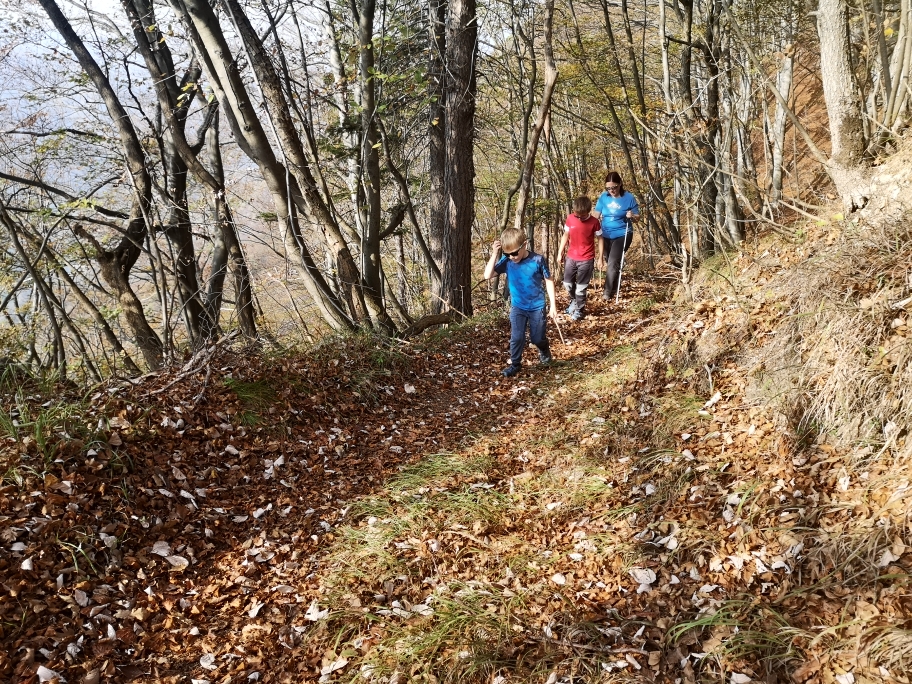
[2, 223, 912, 684]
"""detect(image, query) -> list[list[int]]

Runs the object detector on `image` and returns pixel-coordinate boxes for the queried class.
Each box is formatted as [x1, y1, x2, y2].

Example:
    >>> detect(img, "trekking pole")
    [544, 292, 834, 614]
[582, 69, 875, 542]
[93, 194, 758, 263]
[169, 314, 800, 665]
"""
[551, 312, 568, 345]
[615, 216, 631, 303]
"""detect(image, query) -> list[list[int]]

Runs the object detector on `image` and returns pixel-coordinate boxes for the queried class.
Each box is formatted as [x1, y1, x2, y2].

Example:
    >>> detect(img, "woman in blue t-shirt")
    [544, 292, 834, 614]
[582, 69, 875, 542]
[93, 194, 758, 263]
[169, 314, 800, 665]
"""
[593, 171, 639, 301]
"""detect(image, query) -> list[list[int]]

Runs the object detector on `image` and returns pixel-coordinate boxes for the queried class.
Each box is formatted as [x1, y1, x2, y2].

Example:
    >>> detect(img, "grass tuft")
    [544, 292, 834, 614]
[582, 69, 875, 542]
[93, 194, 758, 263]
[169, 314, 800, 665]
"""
[223, 377, 277, 409]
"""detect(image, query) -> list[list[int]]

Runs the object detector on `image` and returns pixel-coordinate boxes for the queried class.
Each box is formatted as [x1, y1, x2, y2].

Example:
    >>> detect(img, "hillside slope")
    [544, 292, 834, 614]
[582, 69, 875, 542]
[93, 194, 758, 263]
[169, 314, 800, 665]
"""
[1, 150, 911, 683]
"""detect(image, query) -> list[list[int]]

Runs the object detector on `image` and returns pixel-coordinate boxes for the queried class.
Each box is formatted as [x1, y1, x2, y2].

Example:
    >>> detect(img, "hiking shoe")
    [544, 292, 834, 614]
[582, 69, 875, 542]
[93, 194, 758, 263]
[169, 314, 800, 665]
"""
[501, 364, 522, 377]
[571, 309, 584, 321]
[564, 303, 577, 315]
[539, 351, 552, 365]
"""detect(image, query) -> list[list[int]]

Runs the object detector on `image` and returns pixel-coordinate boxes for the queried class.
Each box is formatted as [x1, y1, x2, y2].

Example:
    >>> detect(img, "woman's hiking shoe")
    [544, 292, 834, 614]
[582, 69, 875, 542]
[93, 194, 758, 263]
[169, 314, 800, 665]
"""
[539, 351, 553, 364]
[501, 364, 522, 377]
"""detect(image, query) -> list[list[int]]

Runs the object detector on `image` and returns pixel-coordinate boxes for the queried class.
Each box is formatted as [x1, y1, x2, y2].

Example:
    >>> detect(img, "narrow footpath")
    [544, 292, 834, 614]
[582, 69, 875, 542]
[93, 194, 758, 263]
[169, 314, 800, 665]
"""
[3, 261, 908, 684]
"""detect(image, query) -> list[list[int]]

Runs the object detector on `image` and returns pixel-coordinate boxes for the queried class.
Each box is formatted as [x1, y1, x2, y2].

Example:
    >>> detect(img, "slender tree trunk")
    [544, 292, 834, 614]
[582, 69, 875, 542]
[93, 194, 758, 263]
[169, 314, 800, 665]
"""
[357, 0, 395, 333]
[441, 0, 477, 316]
[377, 118, 441, 290]
[817, 0, 871, 210]
[124, 0, 210, 344]
[513, 0, 558, 235]
[883, 0, 912, 133]
[428, 0, 447, 312]
[203, 110, 256, 339]
[39, 0, 163, 368]
[695, 0, 722, 256]
[769, 49, 794, 206]
[172, 0, 355, 331]
[9, 214, 143, 375]
[1, 206, 67, 378]
[161, 137, 210, 343]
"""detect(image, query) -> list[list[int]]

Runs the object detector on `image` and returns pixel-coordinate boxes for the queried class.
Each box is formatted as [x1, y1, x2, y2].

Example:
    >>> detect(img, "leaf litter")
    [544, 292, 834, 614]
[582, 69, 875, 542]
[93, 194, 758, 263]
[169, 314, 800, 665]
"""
[1, 237, 911, 683]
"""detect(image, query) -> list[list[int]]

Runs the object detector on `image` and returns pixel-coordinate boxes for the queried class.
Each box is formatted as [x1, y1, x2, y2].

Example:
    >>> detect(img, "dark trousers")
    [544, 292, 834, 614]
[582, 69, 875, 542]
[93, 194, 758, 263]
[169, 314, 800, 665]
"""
[509, 306, 549, 366]
[562, 257, 595, 310]
[603, 232, 633, 299]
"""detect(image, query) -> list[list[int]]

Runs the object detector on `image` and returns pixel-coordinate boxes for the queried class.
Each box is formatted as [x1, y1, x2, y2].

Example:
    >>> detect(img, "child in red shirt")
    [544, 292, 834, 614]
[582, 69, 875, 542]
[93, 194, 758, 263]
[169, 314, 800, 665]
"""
[557, 196, 603, 320]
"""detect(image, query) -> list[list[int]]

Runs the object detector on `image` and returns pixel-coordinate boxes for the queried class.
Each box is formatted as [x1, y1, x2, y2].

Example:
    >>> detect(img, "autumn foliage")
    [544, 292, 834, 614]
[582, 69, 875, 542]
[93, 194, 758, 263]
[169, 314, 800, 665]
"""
[2, 151, 912, 682]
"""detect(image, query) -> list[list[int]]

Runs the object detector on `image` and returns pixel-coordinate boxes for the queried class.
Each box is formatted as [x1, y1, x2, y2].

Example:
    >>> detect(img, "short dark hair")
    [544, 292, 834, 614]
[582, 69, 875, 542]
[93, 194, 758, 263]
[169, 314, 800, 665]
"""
[604, 171, 624, 193]
[572, 196, 592, 214]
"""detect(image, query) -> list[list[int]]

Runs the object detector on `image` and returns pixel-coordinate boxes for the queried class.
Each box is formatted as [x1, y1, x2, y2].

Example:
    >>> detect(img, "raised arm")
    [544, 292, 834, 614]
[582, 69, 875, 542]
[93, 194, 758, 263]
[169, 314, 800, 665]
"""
[483, 240, 502, 280]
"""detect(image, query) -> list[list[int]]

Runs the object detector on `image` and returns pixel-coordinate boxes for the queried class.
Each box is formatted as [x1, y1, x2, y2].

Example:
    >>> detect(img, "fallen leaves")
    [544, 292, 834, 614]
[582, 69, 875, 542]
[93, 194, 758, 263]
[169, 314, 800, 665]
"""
[2, 252, 910, 684]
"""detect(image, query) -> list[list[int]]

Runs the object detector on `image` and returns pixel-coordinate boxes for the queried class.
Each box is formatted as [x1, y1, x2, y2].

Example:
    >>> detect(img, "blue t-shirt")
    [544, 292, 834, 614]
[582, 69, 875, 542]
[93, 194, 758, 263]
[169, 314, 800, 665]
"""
[595, 190, 639, 239]
[493, 251, 551, 311]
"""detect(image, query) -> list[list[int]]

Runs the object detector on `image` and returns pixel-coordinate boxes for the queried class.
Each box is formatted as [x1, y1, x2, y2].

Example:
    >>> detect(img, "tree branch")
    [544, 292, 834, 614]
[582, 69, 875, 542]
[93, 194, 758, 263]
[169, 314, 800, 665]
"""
[2, 128, 106, 140]
[0, 171, 128, 219]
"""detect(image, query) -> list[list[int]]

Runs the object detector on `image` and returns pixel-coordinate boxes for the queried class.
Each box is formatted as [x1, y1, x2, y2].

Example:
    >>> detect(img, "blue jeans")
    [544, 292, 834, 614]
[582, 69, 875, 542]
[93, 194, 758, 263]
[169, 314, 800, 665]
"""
[509, 306, 549, 366]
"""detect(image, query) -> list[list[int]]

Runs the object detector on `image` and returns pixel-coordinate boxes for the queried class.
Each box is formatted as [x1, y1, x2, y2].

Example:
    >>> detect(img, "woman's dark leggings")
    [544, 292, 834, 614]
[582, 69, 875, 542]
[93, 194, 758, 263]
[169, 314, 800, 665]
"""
[602, 232, 633, 299]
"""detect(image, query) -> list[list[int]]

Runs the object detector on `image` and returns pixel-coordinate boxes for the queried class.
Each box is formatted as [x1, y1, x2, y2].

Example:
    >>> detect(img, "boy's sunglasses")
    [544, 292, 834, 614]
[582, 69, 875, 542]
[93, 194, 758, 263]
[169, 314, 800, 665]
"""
[504, 247, 523, 257]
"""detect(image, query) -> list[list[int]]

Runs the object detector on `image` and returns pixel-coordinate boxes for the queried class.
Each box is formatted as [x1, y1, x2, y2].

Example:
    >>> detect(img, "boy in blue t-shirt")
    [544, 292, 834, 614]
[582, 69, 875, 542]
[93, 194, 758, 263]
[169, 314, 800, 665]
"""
[483, 227, 558, 377]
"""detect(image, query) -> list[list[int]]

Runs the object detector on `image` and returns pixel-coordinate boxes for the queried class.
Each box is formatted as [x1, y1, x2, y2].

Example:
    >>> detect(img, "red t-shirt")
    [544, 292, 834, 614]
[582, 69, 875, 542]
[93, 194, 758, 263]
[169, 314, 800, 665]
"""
[564, 214, 602, 261]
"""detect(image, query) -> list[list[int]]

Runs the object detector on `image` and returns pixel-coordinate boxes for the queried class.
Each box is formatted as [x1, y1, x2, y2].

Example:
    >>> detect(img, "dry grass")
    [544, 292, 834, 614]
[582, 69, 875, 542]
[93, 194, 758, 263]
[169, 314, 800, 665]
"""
[742, 156, 912, 461]
[288, 153, 912, 683]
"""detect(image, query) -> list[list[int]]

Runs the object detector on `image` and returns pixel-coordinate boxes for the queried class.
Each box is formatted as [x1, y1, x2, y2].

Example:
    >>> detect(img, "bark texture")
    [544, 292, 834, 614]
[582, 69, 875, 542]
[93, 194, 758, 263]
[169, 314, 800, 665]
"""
[817, 0, 871, 210]
[441, 0, 477, 316]
[39, 0, 163, 368]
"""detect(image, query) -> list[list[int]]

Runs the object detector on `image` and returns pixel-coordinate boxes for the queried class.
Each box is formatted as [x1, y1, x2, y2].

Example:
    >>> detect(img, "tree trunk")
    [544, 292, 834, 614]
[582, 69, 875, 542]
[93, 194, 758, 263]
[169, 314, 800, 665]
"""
[428, 0, 447, 312]
[817, 0, 871, 210]
[769, 49, 794, 207]
[222, 0, 379, 328]
[124, 0, 210, 343]
[39, 0, 163, 368]
[441, 0, 477, 316]
[5, 209, 143, 375]
[513, 0, 558, 235]
[357, 0, 395, 333]
[204, 110, 257, 339]
[172, 0, 356, 331]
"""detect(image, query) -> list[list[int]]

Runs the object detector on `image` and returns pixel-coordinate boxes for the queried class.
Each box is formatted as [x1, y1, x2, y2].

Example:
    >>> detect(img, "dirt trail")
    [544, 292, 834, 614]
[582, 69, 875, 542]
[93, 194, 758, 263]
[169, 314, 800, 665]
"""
[4, 258, 909, 683]
[0, 275, 660, 683]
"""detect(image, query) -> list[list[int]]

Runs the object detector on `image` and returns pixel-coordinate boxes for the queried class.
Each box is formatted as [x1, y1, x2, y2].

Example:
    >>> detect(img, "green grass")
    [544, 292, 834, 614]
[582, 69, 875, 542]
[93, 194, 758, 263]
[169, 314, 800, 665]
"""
[653, 391, 707, 438]
[307, 329, 413, 402]
[347, 585, 528, 684]
[323, 452, 499, 598]
[575, 345, 639, 395]
[223, 378, 277, 409]
[0, 363, 63, 395]
[1, 393, 100, 484]
[330, 523, 407, 583]
[388, 452, 492, 492]
[510, 463, 615, 515]
[237, 410, 260, 427]
[430, 487, 510, 526]
[632, 296, 658, 314]
[668, 599, 806, 673]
